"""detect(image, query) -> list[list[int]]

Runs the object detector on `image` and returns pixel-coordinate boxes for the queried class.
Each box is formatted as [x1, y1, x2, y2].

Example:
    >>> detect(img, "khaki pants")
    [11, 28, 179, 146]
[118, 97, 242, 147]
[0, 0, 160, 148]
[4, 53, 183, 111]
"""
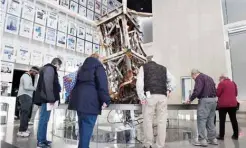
[143, 94, 168, 148]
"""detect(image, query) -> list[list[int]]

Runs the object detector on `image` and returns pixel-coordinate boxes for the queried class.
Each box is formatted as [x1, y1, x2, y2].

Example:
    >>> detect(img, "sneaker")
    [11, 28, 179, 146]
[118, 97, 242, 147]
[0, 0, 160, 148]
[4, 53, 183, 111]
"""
[26, 130, 31, 134]
[192, 139, 208, 147]
[37, 142, 47, 148]
[28, 121, 34, 125]
[232, 135, 238, 140]
[208, 139, 218, 145]
[17, 131, 30, 137]
[44, 141, 52, 146]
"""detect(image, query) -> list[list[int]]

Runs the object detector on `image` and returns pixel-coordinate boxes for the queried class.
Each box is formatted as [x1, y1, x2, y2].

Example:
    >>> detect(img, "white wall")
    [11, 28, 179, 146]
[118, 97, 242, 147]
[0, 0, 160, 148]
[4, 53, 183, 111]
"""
[152, 0, 227, 104]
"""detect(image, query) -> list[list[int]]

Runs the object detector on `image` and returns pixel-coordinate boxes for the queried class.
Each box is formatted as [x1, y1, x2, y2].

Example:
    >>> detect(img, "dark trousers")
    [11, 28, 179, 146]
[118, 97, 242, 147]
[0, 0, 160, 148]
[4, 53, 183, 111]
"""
[37, 104, 51, 143]
[19, 95, 32, 132]
[219, 107, 239, 138]
[77, 112, 97, 148]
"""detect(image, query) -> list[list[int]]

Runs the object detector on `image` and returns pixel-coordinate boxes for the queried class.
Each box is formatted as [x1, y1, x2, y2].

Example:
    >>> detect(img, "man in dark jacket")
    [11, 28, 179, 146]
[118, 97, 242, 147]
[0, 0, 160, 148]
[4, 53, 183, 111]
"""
[34, 58, 62, 148]
[69, 54, 110, 148]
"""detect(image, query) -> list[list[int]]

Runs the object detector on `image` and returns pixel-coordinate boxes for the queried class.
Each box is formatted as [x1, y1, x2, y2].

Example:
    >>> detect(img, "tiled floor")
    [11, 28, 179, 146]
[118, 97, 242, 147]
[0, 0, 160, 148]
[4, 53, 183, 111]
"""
[1, 112, 246, 148]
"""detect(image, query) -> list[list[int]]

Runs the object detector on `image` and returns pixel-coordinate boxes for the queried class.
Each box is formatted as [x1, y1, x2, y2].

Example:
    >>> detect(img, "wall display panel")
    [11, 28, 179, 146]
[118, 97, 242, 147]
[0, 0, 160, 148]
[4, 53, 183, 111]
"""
[0, 12, 6, 31]
[60, 0, 70, 9]
[70, 1, 79, 13]
[101, 5, 107, 16]
[93, 30, 100, 44]
[85, 27, 92, 42]
[85, 41, 92, 55]
[47, 12, 58, 29]
[77, 25, 85, 39]
[45, 28, 57, 45]
[68, 21, 76, 36]
[19, 19, 33, 39]
[21, 1, 35, 21]
[94, 13, 100, 21]
[30, 50, 43, 67]
[7, 0, 21, 17]
[87, 0, 95, 11]
[1, 43, 15, 62]
[1, 62, 14, 82]
[33, 24, 45, 42]
[58, 17, 67, 33]
[16, 45, 30, 65]
[1, 0, 8, 12]
[35, 7, 47, 26]
[0, 82, 12, 96]
[95, 0, 101, 14]
[57, 31, 67, 48]
[79, 0, 87, 7]
[87, 9, 94, 20]
[43, 54, 55, 65]
[78, 5, 86, 17]
[65, 56, 76, 72]
[5, 14, 20, 35]
[93, 43, 99, 53]
[76, 38, 85, 53]
[102, 0, 107, 6]
[67, 35, 76, 51]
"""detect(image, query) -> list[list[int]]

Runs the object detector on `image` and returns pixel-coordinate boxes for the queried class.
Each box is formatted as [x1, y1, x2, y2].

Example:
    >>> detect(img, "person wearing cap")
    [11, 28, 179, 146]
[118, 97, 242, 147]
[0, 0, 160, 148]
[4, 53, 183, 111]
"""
[136, 56, 176, 148]
[185, 69, 218, 146]
[17, 66, 39, 137]
[216, 74, 239, 140]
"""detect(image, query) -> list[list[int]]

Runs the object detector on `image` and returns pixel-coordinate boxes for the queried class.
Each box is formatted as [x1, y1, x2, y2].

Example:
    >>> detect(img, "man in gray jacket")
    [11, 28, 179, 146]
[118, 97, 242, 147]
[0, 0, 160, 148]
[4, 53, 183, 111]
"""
[34, 58, 62, 148]
[17, 66, 39, 137]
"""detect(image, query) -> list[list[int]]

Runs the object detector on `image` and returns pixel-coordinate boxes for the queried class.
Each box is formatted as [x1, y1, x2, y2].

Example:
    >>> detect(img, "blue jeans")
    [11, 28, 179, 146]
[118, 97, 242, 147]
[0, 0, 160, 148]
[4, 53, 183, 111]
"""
[37, 104, 51, 143]
[77, 112, 97, 148]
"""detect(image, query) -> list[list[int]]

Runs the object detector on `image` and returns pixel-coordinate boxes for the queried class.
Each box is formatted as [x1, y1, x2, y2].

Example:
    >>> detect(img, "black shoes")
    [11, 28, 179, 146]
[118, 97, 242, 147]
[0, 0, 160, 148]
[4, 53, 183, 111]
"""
[216, 136, 224, 140]
[231, 135, 238, 140]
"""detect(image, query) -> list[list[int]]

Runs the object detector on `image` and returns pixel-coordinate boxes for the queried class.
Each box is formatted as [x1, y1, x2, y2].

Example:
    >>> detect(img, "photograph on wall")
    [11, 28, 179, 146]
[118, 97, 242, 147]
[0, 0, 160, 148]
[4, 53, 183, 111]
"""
[58, 17, 67, 33]
[78, 5, 86, 17]
[94, 13, 100, 21]
[102, 0, 107, 6]
[5, 14, 19, 35]
[77, 25, 85, 39]
[57, 31, 66, 48]
[79, 0, 87, 7]
[35, 7, 47, 26]
[101, 5, 107, 16]
[19, 19, 33, 39]
[7, 0, 21, 17]
[65, 56, 76, 72]
[1, 43, 15, 62]
[93, 31, 100, 44]
[47, 11, 58, 29]
[22, 1, 35, 21]
[85, 27, 92, 42]
[31, 50, 43, 67]
[60, 0, 69, 9]
[43, 54, 55, 65]
[45, 28, 57, 45]
[95, 0, 101, 14]
[0, 82, 12, 96]
[1, 62, 14, 82]
[68, 21, 76, 36]
[76, 38, 85, 53]
[93, 44, 100, 54]
[70, 1, 79, 13]
[87, 9, 94, 20]
[33, 24, 45, 42]
[87, 0, 95, 11]
[16, 46, 30, 65]
[1, 0, 7, 12]
[67, 35, 76, 51]
[85, 41, 92, 55]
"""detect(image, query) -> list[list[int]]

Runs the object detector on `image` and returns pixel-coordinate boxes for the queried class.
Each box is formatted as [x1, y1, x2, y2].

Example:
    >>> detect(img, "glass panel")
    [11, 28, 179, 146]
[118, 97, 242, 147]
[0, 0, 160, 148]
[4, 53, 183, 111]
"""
[229, 31, 246, 100]
[224, 0, 246, 24]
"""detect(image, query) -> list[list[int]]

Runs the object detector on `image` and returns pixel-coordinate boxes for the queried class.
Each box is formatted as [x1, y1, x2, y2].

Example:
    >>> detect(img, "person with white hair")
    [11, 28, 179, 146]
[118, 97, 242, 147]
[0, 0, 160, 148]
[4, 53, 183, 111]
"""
[186, 69, 218, 147]
[136, 56, 176, 148]
[216, 74, 239, 140]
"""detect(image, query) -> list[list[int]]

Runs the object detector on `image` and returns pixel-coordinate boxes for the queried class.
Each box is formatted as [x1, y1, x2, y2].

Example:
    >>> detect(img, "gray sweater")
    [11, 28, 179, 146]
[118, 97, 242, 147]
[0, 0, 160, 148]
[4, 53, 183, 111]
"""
[17, 73, 36, 98]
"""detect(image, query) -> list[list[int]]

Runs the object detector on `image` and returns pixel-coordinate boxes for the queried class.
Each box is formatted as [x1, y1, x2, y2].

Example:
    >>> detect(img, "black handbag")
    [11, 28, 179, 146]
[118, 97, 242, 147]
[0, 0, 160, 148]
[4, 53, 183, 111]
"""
[236, 102, 240, 110]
